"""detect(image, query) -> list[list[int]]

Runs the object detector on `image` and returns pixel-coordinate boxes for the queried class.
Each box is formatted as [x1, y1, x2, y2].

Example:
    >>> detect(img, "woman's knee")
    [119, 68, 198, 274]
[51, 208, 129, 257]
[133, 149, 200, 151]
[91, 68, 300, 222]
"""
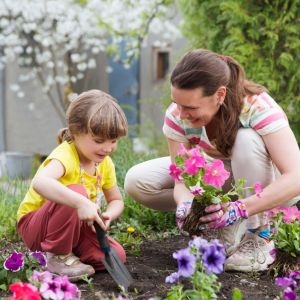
[124, 165, 142, 198]
[232, 128, 268, 163]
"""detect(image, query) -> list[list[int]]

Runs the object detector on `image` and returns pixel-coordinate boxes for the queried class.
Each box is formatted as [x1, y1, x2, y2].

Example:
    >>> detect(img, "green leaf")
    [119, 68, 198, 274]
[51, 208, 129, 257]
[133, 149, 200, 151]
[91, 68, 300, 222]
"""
[232, 287, 243, 300]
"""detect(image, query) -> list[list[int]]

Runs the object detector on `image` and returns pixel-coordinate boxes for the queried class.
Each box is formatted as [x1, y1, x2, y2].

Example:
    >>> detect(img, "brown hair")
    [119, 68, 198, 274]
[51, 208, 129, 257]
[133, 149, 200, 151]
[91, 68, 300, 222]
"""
[57, 89, 128, 144]
[170, 49, 267, 157]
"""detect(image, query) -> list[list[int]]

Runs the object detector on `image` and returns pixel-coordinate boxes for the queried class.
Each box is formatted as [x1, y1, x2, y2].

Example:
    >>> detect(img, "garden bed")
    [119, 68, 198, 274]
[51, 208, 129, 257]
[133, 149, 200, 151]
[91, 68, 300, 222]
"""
[78, 235, 282, 300]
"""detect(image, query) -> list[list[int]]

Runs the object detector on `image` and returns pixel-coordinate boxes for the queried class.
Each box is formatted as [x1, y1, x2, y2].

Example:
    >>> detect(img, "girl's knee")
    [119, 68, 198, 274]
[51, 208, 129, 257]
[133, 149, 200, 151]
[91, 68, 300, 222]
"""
[112, 243, 126, 263]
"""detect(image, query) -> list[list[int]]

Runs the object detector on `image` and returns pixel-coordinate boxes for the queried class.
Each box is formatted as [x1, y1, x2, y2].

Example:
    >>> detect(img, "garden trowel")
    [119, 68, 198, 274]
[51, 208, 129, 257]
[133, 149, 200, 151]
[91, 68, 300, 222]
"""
[94, 222, 133, 290]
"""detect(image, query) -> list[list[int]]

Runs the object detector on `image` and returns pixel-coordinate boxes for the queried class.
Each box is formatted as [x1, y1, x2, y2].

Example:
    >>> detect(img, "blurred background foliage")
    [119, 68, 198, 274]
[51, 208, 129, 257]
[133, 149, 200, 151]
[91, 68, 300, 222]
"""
[178, 0, 300, 141]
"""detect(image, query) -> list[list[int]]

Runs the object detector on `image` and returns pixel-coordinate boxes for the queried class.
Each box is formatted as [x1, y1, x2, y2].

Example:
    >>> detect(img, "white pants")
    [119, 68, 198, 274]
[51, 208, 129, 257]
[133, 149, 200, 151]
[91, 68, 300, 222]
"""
[125, 129, 299, 228]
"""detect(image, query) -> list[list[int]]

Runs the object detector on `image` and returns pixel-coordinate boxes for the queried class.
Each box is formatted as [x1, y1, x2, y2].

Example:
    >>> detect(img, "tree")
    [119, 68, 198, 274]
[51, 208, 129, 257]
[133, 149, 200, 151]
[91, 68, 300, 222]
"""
[178, 0, 300, 141]
[0, 0, 180, 124]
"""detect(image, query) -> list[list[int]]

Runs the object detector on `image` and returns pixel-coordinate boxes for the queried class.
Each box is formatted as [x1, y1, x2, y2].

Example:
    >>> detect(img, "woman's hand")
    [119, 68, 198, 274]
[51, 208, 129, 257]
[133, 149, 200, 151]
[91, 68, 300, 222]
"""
[199, 200, 248, 229]
[176, 201, 193, 229]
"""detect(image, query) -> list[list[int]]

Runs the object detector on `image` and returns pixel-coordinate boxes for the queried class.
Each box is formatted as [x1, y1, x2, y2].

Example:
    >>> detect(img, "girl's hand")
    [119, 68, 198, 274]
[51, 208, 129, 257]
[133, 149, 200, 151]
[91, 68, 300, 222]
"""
[77, 198, 106, 230]
[199, 200, 248, 229]
[100, 212, 112, 230]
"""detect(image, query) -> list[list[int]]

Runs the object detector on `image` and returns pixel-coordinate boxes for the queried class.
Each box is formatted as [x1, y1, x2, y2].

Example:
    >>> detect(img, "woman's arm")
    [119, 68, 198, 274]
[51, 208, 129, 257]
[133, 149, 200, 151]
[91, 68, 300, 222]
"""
[167, 138, 194, 205]
[244, 126, 300, 215]
[32, 159, 105, 228]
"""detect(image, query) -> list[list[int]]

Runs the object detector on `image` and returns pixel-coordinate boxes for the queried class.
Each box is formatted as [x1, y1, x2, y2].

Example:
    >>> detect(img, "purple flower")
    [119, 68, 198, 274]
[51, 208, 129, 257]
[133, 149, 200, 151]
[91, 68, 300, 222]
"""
[173, 248, 196, 277]
[289, 271, 300, 280]
[165, 272, 180, 284]
[269, 248, 277, 259]
[189, 237, 209, 255]
[202, 244, 226, 274]
[210, 239, 226, 255]
[275, 277, 295, 288]
[30, 251, 47, 267]
[283, 287, 297, 300]
[3, 250, 24, 272]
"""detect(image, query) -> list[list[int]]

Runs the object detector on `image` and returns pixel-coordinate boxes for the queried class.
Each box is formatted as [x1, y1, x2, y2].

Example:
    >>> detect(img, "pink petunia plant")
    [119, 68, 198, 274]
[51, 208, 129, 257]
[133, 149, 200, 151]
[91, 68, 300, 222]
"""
[7, 271, 80, 300]
[268, 206, 300, 258]
[169, 144, 254, 207]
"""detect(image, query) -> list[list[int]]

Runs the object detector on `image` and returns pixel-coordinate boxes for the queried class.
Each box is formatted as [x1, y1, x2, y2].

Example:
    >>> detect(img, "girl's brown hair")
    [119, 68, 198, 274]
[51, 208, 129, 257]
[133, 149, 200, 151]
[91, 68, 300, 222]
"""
[170, 49, 267, 157]
[57, 89, 128, 144]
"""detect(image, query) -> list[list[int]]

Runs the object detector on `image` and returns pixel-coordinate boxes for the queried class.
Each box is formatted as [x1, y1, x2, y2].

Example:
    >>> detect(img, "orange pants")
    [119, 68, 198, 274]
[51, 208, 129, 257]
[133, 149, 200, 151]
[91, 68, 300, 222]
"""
[17, 184, 126, 271]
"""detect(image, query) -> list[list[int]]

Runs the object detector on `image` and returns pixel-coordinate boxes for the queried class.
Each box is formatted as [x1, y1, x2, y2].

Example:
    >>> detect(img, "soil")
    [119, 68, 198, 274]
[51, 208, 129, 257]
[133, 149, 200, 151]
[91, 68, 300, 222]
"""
[78, 235, 282, 300]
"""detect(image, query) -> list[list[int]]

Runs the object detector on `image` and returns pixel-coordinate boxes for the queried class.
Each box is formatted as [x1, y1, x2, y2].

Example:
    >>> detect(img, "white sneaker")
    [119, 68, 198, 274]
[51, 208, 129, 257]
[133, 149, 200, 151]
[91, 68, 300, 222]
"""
[216, 219, 248, 256]
[225, 232, 276, 272]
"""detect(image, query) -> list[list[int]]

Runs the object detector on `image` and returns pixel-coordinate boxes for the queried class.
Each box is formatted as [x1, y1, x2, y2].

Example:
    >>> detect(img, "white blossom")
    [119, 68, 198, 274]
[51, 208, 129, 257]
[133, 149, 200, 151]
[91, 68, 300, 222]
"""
[0, 0, 182, 122]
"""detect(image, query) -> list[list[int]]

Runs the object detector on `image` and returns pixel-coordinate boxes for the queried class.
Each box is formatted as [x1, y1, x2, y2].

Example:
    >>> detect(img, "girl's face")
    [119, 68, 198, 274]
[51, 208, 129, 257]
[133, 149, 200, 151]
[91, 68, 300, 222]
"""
[74, 133, 118, 164]
[171, 85, 225, 128]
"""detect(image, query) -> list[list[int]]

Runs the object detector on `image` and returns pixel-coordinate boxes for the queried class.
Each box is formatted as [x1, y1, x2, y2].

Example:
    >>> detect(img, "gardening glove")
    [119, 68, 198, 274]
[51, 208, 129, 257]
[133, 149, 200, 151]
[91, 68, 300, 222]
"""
[199, 200, 248, 229]
[176, 200, 192, 230]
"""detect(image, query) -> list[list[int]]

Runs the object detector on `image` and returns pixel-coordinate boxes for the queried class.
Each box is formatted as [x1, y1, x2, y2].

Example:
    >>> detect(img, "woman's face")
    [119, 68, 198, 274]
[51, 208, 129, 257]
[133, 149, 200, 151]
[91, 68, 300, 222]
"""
[171, 85, 225, 128]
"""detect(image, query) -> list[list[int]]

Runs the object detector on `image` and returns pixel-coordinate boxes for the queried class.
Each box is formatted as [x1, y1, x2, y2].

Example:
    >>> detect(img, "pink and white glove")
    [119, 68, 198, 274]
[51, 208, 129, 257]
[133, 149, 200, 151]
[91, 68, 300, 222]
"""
[199, 200, 249, 229]
[175, 201, 192, 230]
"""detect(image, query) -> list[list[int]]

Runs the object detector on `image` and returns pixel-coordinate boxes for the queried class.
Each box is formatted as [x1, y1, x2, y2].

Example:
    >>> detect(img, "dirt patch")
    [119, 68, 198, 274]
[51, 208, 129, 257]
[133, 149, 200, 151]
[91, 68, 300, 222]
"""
[78, 235, 282, 300]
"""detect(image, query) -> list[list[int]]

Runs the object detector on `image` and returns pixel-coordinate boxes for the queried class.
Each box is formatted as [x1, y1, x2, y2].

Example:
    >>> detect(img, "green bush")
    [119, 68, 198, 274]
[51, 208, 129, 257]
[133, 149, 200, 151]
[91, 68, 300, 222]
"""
[178, 0, 300, 141]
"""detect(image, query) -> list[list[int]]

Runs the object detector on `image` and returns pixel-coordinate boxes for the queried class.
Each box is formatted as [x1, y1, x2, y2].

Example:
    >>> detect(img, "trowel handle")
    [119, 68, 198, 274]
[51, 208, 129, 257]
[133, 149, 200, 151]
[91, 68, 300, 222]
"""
[94, 222, 111, 254]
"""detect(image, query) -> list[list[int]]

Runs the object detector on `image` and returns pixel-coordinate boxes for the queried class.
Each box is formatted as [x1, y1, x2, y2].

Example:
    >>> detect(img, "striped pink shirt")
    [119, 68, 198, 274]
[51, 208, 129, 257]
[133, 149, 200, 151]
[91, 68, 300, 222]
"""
[163, 92, 288, 158]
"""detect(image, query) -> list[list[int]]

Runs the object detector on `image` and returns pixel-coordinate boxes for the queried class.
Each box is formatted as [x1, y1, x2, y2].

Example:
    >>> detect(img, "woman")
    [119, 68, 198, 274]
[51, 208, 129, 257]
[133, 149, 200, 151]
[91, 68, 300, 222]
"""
[125, 49, 300, 272]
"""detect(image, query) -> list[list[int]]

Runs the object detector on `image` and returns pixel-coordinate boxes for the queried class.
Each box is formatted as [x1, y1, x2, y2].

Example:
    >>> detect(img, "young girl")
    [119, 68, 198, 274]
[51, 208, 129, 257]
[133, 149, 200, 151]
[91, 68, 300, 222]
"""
[17, 89, 128, 281]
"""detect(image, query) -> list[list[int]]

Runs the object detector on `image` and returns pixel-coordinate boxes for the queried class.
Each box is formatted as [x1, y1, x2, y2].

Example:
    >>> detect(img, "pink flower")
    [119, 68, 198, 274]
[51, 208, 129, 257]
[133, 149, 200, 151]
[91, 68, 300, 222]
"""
[40, 278, 64, 299]
[9, 282, 41, 300]
[169, 164, 183, 181]
[254, 181, 263, 198]
[189, 183, 204, 196]
[177, 143, 188, 155]
[267, 207, 283, 219]
[31, 270, 52, 284]
[187, 146, 202, 158]
[281, 206, 300, 223]
[203, 160, 230, 188]
[54, 276, 80, 300]
[184, 152, 206, 176]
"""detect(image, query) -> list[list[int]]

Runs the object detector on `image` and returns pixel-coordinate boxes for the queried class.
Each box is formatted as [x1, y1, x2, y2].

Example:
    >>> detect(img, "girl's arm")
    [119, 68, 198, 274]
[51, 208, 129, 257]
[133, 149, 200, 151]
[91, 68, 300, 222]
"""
[101, 185, 124, 229]
[32, 159, 105, 229]
[244, 126, 300, 215]
[167, 138, 194, 205]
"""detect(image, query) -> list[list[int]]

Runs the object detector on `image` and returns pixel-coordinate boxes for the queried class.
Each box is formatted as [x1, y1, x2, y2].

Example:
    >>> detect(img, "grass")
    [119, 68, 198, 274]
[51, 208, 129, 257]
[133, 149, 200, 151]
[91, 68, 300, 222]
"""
[0, 137, 177, 254]
[0, 179, 30, 242]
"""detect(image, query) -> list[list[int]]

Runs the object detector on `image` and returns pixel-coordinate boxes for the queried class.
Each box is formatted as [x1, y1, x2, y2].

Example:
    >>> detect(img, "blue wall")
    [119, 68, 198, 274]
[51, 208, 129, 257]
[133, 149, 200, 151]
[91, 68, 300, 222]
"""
[108, 42, 139, 136]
